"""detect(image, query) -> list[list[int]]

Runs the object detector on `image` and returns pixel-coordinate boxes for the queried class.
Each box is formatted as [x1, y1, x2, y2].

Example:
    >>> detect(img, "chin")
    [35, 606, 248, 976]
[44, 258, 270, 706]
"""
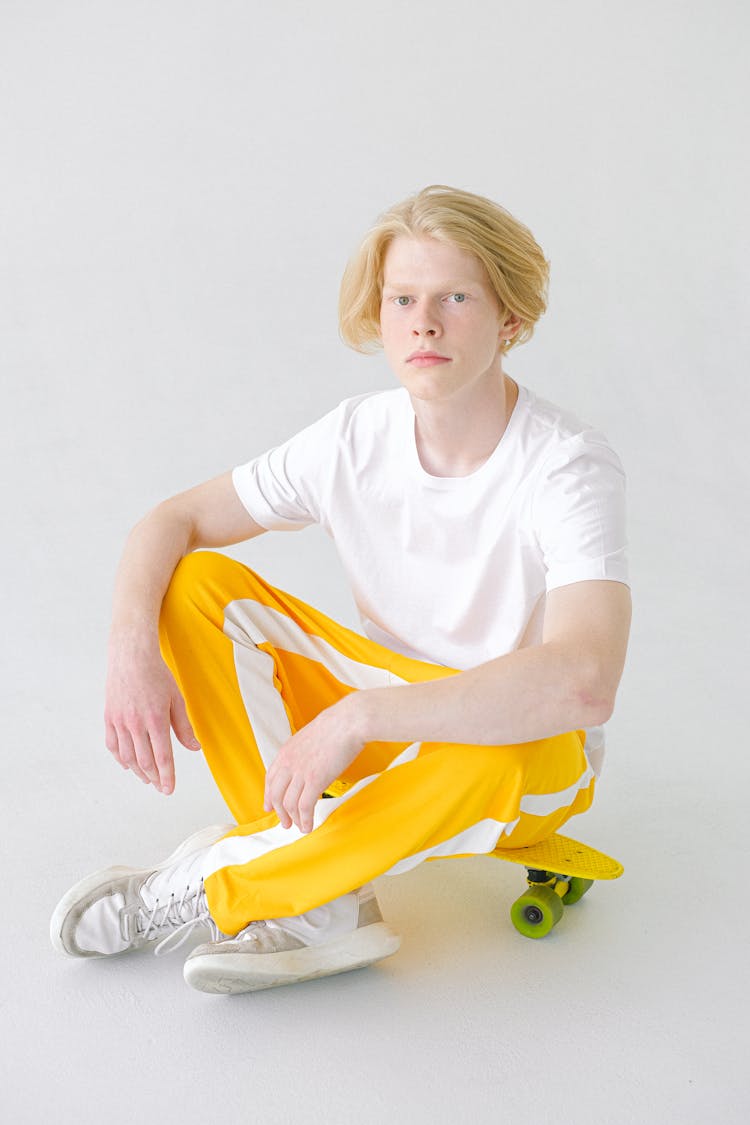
[402, 375, 462, 402]
[397, 377, 441, 400]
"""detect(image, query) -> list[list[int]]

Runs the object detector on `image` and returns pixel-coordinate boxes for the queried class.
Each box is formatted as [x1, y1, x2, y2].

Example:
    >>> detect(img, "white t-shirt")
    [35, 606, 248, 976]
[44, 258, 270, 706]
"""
[233, 384, 628, 669]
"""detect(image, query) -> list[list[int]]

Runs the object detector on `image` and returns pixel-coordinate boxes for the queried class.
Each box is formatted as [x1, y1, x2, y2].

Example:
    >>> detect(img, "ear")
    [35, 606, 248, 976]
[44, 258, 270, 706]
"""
[500, 312, 522, 342]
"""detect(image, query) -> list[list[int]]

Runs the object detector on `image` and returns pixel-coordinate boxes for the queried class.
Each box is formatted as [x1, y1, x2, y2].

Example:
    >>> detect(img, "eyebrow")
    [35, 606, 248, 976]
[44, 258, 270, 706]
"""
[381, 279, 477, 291]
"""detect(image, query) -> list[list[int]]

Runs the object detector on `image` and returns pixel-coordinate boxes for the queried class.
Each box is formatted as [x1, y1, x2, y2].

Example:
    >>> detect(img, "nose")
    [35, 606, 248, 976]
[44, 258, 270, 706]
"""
[411, 302, 442, 338]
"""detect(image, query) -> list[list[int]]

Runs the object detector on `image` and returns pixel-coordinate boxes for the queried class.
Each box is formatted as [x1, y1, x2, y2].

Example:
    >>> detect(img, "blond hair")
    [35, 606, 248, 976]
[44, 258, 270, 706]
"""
[339, 184, 550, 354]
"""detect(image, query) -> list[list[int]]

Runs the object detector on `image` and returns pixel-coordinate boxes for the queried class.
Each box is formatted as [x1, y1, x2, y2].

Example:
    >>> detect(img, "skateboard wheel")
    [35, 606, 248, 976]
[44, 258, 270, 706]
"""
[510, 884, 564, 939]
[561, 877, 594, 906]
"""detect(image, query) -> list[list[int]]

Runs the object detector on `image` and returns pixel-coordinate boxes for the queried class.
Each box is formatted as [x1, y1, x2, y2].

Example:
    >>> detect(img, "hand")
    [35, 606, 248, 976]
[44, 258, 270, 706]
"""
[264, 697, 365, 834]
[104, 632, 200, 794]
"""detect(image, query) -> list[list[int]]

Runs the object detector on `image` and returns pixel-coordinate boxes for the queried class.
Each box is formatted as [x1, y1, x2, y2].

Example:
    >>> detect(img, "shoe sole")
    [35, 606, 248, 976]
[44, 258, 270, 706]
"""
[50, 823, 233, 957]
[184, 922, 402, 994]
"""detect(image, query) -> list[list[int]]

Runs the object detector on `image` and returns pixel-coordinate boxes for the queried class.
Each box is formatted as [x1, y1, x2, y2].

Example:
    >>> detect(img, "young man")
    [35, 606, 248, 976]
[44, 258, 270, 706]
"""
[50, 185, 631, 994]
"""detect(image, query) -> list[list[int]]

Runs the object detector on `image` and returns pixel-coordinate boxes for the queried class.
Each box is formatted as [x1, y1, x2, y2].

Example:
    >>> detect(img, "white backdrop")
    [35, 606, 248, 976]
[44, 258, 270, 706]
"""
[1, 2, 748, 1123]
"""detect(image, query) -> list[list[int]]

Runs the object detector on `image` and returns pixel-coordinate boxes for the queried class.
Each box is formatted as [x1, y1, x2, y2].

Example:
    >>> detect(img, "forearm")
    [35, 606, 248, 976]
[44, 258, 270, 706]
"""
[109, 472, 267, 651]
[350, 643, 611, 748]
[110, 501, 193, 648]
[104, 474, 263, 793]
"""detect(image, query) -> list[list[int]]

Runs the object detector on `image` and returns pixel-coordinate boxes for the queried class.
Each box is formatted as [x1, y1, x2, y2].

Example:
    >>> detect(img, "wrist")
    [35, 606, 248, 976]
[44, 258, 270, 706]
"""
[341, 687, 382, 744]
[108, 619, 161, 658]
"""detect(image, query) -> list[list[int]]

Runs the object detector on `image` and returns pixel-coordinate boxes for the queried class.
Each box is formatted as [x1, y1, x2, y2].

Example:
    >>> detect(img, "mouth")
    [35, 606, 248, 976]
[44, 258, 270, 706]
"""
[406, 351, 451, 366]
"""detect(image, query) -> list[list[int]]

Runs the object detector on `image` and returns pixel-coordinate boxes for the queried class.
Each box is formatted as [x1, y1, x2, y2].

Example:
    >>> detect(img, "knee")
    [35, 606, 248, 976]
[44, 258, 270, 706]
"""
[161, 550, 239, 627]
[166, 549, 224, 599]
[161, 551, 276, 648]
[162, 549, 272, 616]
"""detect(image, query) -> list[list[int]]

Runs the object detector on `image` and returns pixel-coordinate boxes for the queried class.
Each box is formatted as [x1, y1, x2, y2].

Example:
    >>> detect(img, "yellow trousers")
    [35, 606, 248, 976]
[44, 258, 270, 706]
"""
[158, 551, 596, 935]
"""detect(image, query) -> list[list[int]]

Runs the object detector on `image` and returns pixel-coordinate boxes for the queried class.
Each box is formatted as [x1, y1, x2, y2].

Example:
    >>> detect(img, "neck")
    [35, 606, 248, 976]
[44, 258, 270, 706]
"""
[411, 371, 519, 478]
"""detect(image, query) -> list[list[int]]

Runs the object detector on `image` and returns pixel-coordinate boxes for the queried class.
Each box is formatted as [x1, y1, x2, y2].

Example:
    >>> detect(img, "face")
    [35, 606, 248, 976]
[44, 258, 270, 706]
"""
[379, 235, 515, 403]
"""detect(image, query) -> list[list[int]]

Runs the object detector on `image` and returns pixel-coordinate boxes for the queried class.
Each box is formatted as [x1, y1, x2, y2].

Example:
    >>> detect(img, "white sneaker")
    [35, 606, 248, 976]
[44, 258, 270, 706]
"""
[184, 884, 401, 994]
[50, 824, 233, 958]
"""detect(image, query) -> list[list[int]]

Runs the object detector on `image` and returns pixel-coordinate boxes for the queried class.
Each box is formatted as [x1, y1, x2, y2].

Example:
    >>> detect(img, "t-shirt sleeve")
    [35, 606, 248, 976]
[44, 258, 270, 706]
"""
[231, 404, 344, 531]
[531, 432, 629, 591]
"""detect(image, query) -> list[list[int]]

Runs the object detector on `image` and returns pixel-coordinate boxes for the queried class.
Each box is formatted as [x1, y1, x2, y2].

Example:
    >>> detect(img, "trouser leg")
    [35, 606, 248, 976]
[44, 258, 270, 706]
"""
[201, 732, 594, 934]
[158, 549, 415, 819]
[159, 551, 596, 935]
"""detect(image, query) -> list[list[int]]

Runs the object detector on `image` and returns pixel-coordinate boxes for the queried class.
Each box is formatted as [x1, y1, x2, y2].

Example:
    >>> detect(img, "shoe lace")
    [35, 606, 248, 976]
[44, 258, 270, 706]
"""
[134, 878, 221, 956]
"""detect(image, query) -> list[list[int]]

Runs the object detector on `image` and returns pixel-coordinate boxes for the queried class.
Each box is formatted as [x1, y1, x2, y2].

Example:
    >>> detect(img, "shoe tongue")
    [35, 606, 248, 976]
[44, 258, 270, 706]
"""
[143, 850, 213, 910]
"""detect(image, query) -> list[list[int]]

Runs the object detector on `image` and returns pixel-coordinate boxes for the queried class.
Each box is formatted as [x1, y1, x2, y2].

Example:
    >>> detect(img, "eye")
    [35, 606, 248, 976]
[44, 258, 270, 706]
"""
[450, 293, 467, 303]
[394, 296, 411, 307]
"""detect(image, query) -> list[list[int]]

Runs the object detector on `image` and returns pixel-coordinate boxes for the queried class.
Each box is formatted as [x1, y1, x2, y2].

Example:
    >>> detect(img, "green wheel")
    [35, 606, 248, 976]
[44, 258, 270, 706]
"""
[562, 877, 594, 906]
[510, 884, 564, 939]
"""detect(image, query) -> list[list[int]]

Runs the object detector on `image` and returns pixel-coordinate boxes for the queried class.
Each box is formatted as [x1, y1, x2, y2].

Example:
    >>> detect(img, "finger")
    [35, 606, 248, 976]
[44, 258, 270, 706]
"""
[116, 728, 151, 784]
[113, 724, 137, 769]
[149, 722, 176, 795]
[171, 693, 200, 751]
[132, 727, 162, 788]
[105, 720, 126, 767]
[298, 784, 323, 835]
[281, 775, 306, 832]
[266, 769, 294, 829]
[264, 761, 282, 813]
[274, 787, 293, 830]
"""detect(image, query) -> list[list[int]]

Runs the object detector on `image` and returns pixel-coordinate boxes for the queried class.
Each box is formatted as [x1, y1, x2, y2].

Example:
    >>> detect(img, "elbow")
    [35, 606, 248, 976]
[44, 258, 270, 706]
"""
[574, 665, 617, 728]
[581, 695, 615, 728]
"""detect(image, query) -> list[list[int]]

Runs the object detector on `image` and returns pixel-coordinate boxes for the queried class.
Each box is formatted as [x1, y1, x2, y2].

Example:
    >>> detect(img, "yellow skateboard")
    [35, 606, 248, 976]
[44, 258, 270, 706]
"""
[492, 833, 623, 939]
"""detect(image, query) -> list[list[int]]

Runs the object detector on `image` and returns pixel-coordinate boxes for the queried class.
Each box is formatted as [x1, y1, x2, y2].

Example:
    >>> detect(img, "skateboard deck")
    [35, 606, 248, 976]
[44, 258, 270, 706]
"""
[492, 832, 623, 880]
[491, 832, 623, 938]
